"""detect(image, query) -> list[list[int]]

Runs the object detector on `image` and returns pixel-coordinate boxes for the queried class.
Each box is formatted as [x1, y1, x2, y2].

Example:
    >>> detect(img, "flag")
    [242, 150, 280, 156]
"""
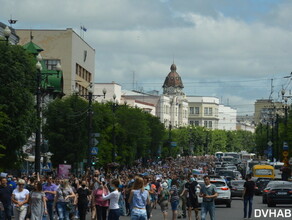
[81, 25, 87, 32]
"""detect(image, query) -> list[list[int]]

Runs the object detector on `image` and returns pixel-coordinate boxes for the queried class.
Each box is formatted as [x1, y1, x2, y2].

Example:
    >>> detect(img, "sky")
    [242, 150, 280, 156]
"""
[1, 0, 292, 115]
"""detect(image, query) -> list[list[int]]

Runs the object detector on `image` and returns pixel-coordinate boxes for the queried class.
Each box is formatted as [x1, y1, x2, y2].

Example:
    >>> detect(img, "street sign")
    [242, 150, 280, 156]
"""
[283, 151, 289, 157]
[91, 147, 98, 155]
[283, 142, 289, 150]
[171, 142, 177, 147]
[91, 133, 100, 138]
[91, 138, 99, 146]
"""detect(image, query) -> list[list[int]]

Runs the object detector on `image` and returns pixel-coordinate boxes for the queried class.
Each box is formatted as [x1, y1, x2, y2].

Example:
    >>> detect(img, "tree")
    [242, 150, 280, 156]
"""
[43, 95, 88, 167]
[0, 42, 36, 169]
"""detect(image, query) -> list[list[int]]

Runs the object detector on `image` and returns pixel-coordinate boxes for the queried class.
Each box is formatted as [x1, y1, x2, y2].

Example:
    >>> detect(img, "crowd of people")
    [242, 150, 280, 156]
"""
[0, 156, 244, 220]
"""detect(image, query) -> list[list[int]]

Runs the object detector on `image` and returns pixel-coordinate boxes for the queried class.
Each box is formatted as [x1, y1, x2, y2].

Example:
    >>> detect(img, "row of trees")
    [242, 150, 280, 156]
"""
[1, 40, 291, 171]
[254, 112, 292, 160]
[43, 95, 258, 168]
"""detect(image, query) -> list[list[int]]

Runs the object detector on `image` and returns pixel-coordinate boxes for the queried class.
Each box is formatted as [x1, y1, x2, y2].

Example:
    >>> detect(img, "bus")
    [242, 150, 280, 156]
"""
[241, 153, 256, 162]
[252, 165, 275, 179]
[215, 151, 224, 160]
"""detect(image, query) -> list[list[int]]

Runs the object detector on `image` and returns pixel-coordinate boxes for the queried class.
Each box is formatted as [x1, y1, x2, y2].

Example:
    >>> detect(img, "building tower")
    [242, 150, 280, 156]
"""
[163, 64, 185, 96]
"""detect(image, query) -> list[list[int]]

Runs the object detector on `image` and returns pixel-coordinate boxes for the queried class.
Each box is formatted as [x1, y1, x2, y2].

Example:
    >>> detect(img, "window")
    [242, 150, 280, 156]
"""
[190, 107, 194, 114]
[209, 108, 213, 116]
[204, 107, 208, 115]
[209, 121, 212, 128]
[204, 121, 208, 127]
[195, 121, 199, 126]
[195, 107, 200, 114]
[44, 59, 60, 70]
[190, 121, 194, 125]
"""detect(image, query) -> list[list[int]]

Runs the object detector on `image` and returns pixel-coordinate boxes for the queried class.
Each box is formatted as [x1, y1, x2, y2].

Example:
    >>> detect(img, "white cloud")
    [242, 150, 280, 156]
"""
[1, 0, 292, 114]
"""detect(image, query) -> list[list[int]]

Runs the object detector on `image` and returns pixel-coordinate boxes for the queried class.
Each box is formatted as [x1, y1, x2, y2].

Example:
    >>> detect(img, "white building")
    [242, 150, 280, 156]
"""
[218, 105, 237, 130]
[94, 63, 189, 127]
[160, 64, 189, 127]
[94, 82, 156, 116]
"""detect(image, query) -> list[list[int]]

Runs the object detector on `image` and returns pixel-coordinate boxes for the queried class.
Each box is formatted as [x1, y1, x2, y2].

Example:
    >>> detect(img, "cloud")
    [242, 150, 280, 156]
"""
[1, 0, 291, 114]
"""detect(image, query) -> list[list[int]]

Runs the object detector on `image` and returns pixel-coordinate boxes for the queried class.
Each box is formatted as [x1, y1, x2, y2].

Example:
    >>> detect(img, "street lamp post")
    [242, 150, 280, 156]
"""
[112, 94, 118, 162]
[35, 54, 62, 174]
[35, 57, 42, 174]
[77, 83, 106, 169]
[1, 26, 11, 45]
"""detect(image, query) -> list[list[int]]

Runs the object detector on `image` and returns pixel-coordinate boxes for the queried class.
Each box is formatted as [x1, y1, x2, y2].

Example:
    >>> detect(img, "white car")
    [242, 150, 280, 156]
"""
[196, 178, 232, 208]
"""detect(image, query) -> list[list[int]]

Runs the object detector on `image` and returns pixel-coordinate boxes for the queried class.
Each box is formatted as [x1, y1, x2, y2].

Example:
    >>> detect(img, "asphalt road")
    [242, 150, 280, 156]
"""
[118, 195, 292, 220]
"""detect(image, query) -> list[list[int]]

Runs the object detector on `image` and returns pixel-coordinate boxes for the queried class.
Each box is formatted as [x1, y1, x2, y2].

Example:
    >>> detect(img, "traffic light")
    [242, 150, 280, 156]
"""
[91, 156, 97, 166]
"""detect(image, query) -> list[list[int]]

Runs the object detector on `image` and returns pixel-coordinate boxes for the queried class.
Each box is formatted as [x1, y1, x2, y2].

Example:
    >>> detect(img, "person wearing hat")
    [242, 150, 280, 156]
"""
[11, 179, 29, 220]
[158, 182, 170, 220]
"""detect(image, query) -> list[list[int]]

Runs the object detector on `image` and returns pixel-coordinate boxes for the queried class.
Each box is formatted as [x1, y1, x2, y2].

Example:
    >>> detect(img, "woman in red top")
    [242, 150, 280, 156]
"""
[93, 184, 109, 220]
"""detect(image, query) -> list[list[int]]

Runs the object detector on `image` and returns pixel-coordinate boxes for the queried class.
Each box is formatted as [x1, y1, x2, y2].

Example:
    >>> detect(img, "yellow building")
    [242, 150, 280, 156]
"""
[187, 96, 219, 129]
[16, 28, 95, 96]
[254, 99, 283, 125]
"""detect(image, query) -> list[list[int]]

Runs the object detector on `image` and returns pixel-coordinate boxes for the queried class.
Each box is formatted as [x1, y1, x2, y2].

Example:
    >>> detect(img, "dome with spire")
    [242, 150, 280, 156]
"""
[163, 63, 184, 90]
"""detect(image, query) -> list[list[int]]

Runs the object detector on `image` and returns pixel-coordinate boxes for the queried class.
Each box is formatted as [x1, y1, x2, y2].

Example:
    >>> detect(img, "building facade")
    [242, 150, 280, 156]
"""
[218, 104, 237, 130]
[16, 28, 95, 96]
[94, 63, 189, 127]
[187, 96, 219, 129]
[161, 64, 189, 127]
[254, 99, 283, 125]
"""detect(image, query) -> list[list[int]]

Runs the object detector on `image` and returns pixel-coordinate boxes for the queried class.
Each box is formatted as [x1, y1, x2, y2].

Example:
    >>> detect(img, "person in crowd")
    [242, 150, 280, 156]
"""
[143, 176, 152, 219]
[200, 175, 218, 220]
[75, 180, 91, 220]
[125, 174, 135, 216]
[93, 181, 109, 220]
[128, 177, 150, 220]
[181, 175, 200, 220]
[11, 179, 29, 220]
[7, 176, 16, 190]
[0, 177, 13, 220]
[42, 176, 58, 220]
[178, 175, 187, 219]
[25, 177, 35, 192]
[242, 174, 255, 219]
[29, 181, 47, 220]
[55, 179, 76, 220]
[102, 179, 121, 220]
[158, 182, 170, 220]
[170, 179, 180, 220]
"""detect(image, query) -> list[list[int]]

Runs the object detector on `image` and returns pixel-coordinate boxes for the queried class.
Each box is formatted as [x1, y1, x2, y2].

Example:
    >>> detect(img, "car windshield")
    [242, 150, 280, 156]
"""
[255, 169, 273, 175]
[231, 181, 245, 186]
[218, 171, 235, 177]
[257, 178, 271, 183]
[211, 181, 226, 187]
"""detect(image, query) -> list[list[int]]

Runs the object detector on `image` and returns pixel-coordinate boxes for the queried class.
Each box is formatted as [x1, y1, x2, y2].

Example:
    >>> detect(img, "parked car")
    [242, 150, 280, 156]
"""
[262, 181, 290, 204]
[230, 180, 245, 197]
[266, 181, 292, 207]
[255, 178, 271, 195]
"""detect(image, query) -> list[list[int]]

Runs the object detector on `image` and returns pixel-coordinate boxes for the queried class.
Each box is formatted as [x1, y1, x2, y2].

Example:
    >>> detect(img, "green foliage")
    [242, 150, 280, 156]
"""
[43, 95, 88, 166]
[171, 126, 255, 157]
[44, 98, 165, 168]
[0, 43, 36, 169]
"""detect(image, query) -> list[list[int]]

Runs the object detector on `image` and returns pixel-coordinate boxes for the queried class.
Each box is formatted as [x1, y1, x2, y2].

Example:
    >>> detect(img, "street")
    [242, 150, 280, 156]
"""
[118, 195, 292, 220]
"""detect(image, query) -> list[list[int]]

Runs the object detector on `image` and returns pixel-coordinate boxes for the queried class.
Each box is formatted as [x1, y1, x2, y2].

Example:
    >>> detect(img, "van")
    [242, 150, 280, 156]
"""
[252, 165, 275, 179]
